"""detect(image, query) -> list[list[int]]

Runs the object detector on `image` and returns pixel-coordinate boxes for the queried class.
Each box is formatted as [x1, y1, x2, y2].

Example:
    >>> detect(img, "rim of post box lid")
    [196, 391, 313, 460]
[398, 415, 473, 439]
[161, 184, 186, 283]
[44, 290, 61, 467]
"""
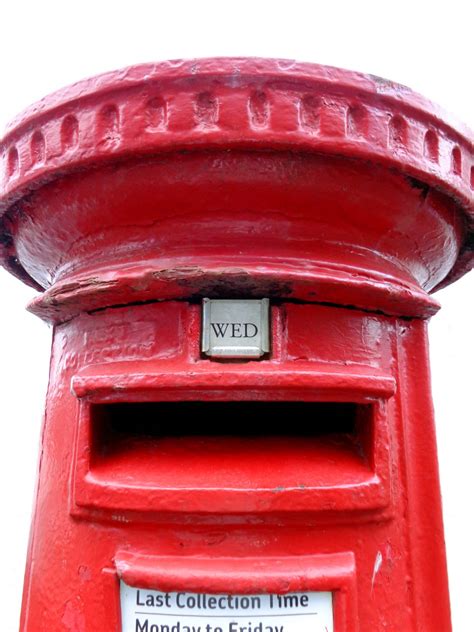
[0, 57, 472, 322]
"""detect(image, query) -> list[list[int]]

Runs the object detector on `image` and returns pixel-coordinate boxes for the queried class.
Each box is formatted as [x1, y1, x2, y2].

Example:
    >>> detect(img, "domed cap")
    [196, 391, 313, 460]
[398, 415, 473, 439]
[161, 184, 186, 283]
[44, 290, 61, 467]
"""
[0, 58, 472, 322]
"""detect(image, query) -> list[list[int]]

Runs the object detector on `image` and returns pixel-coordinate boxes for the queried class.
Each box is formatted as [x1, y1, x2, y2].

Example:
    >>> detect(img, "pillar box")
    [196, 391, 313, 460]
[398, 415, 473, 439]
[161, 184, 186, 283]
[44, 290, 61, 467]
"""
[1, 58, 472, 632]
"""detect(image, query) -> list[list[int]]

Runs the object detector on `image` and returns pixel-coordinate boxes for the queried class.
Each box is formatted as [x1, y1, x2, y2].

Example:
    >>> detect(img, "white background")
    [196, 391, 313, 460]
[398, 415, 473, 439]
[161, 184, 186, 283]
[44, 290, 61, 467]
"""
[0, 1, 472, 630]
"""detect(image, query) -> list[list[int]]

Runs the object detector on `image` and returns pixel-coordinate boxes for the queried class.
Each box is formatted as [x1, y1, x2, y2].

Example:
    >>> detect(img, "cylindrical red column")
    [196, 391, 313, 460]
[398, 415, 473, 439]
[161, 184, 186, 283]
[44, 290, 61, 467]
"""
[1, 58, 472, 632]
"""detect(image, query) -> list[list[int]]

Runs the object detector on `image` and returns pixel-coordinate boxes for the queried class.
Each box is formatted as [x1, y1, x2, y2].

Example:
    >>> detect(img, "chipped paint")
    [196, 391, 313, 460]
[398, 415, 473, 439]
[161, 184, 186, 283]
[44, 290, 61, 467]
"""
[371, 551, 383, 591]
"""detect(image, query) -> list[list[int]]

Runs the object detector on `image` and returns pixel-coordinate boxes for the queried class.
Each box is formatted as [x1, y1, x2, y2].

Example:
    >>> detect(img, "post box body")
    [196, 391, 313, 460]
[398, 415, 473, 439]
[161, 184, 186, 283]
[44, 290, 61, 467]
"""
[20, 302, 448, 631]
[1, 59, 472, 632]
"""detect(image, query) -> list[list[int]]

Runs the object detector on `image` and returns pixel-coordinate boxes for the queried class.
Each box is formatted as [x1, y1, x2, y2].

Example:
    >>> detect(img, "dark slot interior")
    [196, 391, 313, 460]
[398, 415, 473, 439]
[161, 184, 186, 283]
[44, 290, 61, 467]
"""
[88, 401, 374, 487]
[93, 401, 358, 439]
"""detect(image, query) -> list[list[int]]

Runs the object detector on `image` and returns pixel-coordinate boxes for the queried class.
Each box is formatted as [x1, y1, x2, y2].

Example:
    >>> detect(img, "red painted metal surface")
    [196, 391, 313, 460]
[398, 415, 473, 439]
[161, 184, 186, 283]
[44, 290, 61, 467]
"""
[0, 58, 472, 631]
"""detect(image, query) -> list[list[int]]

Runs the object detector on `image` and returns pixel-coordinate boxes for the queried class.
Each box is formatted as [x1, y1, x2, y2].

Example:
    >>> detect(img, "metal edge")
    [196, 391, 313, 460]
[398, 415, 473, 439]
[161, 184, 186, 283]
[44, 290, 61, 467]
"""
[201, 297, 211, 353]
[261, 298, 270, 353]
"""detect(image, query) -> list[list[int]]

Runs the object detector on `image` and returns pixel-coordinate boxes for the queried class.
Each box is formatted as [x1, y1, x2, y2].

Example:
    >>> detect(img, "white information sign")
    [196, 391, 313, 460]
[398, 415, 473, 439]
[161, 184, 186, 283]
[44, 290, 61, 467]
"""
[120, 583, 333, 632]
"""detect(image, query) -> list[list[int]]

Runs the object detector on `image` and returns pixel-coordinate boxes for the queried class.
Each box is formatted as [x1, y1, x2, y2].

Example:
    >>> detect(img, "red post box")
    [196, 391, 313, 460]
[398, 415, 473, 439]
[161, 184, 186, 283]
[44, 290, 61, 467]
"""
[0, 58, 472, 632]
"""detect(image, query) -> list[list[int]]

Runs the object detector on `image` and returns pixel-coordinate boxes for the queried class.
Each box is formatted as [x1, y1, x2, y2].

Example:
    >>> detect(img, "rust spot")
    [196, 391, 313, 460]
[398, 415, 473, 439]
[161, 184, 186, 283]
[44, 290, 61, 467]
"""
[405, 175, 430, 199]
[153, 266, 203, 280]
[48, 278, 119, 299]
[152, 267, 294, 298]
[186, 275, 292, 299]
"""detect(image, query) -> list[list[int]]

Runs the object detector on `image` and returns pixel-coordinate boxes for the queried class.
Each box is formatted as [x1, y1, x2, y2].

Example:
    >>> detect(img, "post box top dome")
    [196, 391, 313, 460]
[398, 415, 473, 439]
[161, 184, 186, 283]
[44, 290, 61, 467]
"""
[0, 58, 472, 320]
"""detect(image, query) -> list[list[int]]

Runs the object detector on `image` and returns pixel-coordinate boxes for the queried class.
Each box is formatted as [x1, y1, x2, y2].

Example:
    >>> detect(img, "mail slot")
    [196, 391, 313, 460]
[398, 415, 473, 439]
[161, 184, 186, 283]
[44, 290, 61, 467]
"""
[85, 400, 375, 501]
[1, 58, 472, 631]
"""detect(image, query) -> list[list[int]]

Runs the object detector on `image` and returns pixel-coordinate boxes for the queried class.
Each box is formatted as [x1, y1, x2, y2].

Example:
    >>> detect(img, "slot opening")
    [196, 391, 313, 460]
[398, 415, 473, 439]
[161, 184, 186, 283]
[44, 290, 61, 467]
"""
[88, 401, 374, 490]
